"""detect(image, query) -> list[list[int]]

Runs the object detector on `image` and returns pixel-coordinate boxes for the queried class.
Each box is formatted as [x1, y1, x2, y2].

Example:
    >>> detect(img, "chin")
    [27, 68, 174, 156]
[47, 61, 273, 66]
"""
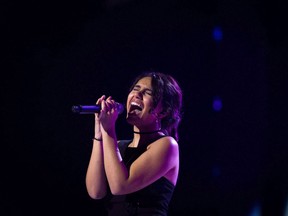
[126, 114, 139, 124]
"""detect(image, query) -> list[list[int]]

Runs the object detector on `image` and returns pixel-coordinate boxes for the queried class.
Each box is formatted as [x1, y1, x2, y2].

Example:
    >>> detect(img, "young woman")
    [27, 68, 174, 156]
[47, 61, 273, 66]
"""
[85, 71, 183, 215]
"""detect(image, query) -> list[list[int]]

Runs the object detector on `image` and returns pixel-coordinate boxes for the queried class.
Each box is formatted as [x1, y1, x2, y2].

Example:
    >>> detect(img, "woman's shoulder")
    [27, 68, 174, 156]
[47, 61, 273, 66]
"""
[149, 135, 178, 150]
[157, 135, 178, 144]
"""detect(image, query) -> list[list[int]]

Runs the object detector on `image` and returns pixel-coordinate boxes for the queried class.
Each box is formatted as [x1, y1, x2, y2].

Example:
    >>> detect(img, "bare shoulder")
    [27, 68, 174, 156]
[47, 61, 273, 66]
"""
[158, 136, 178, 145]
[148, 136, 179, 151]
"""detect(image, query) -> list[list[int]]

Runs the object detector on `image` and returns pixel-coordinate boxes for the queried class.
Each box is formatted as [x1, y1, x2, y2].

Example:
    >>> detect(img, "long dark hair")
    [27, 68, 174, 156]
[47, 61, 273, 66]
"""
[129, 71, 183, 141]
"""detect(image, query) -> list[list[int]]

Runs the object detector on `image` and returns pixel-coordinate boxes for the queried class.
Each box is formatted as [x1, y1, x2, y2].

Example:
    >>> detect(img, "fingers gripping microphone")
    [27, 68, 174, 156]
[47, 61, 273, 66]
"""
[72, 103, 124, 114]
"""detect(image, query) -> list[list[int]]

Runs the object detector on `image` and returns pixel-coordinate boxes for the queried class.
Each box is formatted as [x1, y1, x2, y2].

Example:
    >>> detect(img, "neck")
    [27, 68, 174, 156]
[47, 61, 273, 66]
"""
[131, 129, 163, 148]
[133, 129, 161, 134]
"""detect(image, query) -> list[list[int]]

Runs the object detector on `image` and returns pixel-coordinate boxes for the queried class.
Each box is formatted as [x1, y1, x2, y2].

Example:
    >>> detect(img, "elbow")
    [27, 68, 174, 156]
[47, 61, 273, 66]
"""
[85, 177, 107, 199]
[111, 190, 121, 196]
[89, 193, 106, 200]
[86, 186, 107, 199]
[110, 185, 126, 196]
[109, 177, 132, 195]
[111, 190, 123, 196]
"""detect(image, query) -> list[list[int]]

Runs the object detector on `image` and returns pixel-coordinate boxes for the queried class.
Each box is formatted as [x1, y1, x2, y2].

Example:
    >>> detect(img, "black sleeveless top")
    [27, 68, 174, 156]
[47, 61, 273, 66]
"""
[104, 139, 175, 216]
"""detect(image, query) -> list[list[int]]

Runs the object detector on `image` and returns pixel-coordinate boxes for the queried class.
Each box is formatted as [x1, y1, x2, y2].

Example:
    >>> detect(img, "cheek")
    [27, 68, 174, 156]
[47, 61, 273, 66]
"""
[144, 99, 155, 114]
[127, 93, 133, 100]
[143, 97, 153, 107]
[126, 94, 133, 105]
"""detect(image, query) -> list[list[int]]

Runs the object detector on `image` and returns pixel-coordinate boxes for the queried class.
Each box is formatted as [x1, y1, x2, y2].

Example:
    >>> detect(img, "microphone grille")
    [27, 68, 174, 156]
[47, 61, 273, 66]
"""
[71, 105, 80, 113]
[116, 102, 125, 114]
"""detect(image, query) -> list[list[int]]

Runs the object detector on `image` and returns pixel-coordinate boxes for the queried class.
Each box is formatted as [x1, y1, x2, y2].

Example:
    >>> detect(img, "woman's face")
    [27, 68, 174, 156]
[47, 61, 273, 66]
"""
[126, 76, 163, 129]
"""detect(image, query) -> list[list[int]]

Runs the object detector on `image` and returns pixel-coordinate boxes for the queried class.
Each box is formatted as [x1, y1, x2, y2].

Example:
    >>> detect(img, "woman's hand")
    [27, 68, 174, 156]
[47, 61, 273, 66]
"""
[94, 95, 106, 139]
[99, 96, 121, 132]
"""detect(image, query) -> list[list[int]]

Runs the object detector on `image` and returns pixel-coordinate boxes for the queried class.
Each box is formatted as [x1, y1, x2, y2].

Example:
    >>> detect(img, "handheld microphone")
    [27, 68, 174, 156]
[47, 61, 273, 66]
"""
[72, 103, 124, 114]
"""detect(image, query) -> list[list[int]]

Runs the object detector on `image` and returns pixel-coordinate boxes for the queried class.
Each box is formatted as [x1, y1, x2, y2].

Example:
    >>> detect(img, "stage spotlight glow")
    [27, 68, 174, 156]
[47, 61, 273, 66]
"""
[212, 26, 223, 42]
[284, 196, 288, 216]
[248, 201, 261, 216]
[212, 96, 223, 111]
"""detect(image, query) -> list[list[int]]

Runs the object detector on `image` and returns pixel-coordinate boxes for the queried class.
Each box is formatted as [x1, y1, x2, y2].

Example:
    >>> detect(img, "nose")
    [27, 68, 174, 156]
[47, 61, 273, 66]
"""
[134, 90, 143, 99]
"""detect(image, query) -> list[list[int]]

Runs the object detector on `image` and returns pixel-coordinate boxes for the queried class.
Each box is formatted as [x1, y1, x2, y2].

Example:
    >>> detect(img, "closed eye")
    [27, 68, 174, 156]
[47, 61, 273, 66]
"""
[132, 86, 153, 96]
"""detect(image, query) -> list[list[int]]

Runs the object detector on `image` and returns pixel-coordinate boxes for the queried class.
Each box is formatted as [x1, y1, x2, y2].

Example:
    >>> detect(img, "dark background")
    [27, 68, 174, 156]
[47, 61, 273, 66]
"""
[3, 0, 288, 215]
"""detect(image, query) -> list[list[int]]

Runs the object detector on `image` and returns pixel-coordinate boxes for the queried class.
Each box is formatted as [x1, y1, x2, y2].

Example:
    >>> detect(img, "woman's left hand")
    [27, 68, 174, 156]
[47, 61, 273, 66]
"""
[99, 96, 121, 132]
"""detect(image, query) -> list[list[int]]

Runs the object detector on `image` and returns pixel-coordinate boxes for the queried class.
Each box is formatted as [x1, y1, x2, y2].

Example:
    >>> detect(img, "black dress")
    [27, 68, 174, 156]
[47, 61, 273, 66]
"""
[104, 139, 175, 216]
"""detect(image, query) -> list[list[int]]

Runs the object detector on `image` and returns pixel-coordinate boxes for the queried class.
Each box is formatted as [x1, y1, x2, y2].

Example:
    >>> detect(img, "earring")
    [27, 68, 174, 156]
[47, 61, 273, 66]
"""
[155, 117, 161, 130]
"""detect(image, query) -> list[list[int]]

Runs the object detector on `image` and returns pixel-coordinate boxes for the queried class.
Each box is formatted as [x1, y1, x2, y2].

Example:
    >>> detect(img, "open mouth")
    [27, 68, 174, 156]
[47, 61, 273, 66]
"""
[129, 101, 143, 114]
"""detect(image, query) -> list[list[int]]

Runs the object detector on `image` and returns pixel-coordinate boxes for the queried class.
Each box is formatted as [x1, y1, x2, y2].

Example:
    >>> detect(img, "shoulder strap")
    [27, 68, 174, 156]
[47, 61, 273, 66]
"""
[118, 139, 132, 156]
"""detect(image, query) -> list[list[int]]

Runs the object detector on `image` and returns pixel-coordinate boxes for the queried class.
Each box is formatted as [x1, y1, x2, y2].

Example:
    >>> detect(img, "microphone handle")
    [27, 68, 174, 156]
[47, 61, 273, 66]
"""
[72, 103, 124, 114]
[72, 105, 101, 114]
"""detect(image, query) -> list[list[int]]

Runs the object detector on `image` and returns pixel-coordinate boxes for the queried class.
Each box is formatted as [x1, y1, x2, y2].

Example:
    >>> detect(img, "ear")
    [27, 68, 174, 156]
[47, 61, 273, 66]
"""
[158, 110, 167, 119]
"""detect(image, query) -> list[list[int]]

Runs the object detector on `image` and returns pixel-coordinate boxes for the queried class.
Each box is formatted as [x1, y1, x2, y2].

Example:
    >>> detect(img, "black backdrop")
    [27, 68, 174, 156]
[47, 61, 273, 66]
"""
[3, 0, 288, 215]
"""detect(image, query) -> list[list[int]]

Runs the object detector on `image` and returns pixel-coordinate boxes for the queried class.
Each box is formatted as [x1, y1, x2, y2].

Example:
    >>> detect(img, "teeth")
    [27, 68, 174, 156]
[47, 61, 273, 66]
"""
[131, 101, 143, 109]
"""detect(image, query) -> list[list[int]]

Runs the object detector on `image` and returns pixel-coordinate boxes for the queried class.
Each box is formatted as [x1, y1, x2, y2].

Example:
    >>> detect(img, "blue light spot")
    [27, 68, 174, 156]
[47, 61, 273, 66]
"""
[284, 196, 288, 216]
[212, 26, 223, 42]
[212, 165, 221, 177]
[213, 96, 223, 111]
[248, 201, 261, 216]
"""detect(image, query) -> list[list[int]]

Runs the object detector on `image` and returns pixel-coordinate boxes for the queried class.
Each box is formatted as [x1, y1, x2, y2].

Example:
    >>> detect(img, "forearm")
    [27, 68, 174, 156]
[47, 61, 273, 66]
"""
[102, 130, 129, 195]
[85, 139, 107, 199]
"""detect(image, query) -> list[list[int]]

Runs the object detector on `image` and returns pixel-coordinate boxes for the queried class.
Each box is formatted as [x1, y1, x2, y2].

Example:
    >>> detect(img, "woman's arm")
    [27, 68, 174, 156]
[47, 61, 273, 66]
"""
[85, 138, 107, 199]
[85, 95, 108, 199]
[103, 133, 179, 195]
[99, 96, 179, 196]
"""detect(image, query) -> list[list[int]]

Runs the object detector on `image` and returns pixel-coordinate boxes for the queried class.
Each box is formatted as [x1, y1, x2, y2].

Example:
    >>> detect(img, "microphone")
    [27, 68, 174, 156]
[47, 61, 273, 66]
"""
[71, 103, 124, 114]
